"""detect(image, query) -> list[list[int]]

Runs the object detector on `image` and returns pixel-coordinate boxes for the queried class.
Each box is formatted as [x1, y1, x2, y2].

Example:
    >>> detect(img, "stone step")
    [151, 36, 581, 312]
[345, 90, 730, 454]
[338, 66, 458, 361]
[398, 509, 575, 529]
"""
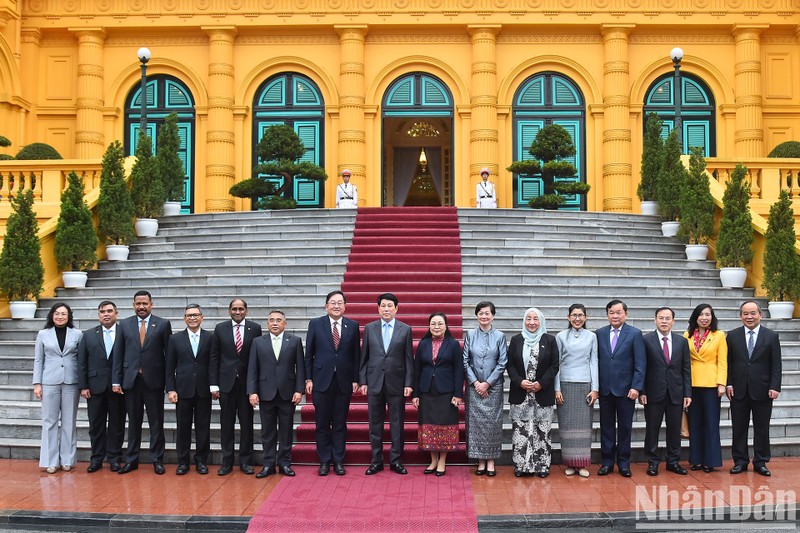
[462, 283, 755, 298]
[462, 252, 718, 269]
[460, 272, 720, 287]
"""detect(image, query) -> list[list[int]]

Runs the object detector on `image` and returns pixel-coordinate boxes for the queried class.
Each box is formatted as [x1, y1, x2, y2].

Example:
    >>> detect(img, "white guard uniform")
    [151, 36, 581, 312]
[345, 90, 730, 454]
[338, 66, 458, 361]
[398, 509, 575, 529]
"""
[336, 182, 358, 208]
[476, 181, 497, 208]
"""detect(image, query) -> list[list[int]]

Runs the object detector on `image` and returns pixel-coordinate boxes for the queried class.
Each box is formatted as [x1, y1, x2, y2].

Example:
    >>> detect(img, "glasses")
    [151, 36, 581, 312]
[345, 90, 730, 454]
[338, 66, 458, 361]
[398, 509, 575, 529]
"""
[184, 314, 202, 319]
[327, 301, 345, 307]
[569, 314, 585, 319]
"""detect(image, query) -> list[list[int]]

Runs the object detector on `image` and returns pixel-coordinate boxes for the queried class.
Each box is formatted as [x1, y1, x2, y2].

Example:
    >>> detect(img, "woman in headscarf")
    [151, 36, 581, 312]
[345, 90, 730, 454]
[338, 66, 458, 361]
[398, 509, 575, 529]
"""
[507, 307, 559, 477]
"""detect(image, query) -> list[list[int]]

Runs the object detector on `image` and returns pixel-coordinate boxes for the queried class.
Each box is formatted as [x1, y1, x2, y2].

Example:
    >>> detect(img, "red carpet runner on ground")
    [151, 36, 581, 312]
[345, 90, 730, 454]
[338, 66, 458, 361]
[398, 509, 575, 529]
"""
[292, 206, 466, 466]
[247, 466, 478, 532]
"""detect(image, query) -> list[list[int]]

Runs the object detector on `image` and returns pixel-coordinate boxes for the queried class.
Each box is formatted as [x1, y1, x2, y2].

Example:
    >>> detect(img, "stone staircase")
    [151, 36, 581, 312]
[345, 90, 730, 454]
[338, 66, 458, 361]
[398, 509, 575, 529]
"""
[0, 208, 797, 465]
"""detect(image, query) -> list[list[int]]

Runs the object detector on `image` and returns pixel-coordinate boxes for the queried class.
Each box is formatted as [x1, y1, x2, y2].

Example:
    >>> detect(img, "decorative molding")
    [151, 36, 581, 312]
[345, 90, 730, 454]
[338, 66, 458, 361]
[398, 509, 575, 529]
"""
[629, 34, 734, 44]
[367, 34, 469, 44]
[762, 34, 798, 44]
[237, 35, 338, 45]
[105, 36, 208, 47]
[498, 34, 603, 43]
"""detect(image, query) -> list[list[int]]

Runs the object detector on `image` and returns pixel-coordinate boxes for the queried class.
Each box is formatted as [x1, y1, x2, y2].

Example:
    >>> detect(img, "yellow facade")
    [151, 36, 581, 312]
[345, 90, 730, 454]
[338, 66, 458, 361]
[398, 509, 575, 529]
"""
[1, 1, 799, 211]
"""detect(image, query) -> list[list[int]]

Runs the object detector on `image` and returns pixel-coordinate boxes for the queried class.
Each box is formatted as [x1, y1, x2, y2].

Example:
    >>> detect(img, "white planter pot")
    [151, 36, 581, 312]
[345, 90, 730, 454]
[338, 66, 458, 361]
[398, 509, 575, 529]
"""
[61, 271, 88, 289]
[9, 301, 37, 319]
[685, 244, 709, 261]
[106, 245, 130, 261]
[768, 301, 795, 320]
[719, 267, 747, 289]
[135, 218, 159, 238]
[163, 201, 182, 217]
[661, 221, 679, 237]
[641, 201, 658, 216]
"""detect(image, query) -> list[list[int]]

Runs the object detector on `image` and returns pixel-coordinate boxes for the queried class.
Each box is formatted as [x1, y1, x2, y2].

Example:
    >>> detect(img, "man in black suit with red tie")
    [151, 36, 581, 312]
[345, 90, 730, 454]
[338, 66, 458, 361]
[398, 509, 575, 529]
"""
[304, 290, 361, 476]
[166, 304, 213, 475]
[78, 300, 126, 473]
[640, 307, 692, 476]
[248, 310, 305, 478]
[727, 300, 782, 477]
[210, 298, 262, 476]
[113, 290, 173, 475]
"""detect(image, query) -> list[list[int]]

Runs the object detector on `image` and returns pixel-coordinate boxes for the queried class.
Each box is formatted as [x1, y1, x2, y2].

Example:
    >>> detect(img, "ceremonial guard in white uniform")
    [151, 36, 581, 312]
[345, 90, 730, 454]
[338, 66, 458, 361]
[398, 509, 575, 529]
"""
[336, 169, 358, 209]
[476, 167, 497, 208]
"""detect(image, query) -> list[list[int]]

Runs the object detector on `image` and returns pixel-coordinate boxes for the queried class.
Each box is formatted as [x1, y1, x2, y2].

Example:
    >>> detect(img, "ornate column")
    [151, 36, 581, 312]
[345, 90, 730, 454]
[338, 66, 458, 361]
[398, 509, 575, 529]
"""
[335, 25, 367, 205]
[468, 25, 500, 205]
[600, 25, 634, 213]
[733, 25, 766, 158]
[202, 26, 237, 212]
[70, 28, 106, 159]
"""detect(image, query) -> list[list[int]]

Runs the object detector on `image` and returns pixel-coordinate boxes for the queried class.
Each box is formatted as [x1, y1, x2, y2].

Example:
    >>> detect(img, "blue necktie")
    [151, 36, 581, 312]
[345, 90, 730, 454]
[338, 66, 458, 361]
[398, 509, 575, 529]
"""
[190, 333, 199, 357]
[382, 322, 392, 352]
[104, 329, 113, 359]
[747, 330, 755, 359]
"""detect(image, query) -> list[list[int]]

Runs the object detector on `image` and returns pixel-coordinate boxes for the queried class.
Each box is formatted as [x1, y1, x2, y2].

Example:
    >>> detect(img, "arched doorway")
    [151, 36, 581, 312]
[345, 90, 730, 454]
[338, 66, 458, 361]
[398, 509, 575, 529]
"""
[125, 75, 195, 213]
[511, 72, 586, 209]
[644, 72, 716, 156]
[382, 73, 454, 207]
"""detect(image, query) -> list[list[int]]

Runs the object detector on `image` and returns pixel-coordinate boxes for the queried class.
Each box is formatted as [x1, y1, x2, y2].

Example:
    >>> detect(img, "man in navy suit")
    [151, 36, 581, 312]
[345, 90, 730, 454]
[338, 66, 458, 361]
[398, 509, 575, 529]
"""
[727, 300, 782, 477]
[166, 304, 213, 475]
[596, 299, 646, 477]
[112, 290, 173, 475]
[248, 310, 305, 478]
[305, 290, 361, 476]
[78, 300, 126, 473]
[210, 298, 262, 476]
[641, 307, 692, 476]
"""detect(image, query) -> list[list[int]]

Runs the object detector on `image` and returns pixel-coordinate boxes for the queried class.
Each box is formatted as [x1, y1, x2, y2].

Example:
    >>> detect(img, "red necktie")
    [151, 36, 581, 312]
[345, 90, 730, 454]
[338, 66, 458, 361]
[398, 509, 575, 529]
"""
[662, 336, 670, 365]
[333, 321, 340, 350]
[235, 324, 243, 354]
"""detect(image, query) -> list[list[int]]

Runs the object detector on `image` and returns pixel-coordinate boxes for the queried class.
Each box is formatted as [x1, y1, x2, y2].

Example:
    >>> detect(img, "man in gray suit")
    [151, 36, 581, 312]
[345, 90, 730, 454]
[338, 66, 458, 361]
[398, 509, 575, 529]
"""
[359, 293, 414, 475]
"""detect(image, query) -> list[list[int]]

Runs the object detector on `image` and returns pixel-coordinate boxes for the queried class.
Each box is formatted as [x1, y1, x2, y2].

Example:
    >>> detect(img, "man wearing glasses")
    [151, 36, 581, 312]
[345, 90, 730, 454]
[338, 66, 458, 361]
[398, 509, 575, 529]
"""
[304, 291, 361, 476]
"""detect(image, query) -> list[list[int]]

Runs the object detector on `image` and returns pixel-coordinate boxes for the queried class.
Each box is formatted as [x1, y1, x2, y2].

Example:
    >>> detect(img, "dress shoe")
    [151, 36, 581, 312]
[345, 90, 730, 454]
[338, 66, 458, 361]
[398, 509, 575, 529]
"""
[365, 463, 384, 475]
[564, 467, 576, 476]
[646, 464, 659, 476]
[218, 465, 233, 476]
[702, 466, 715, 473]
[45, 466, 58, 474]
[390, 463, 407, 475]
[475, 467, 486, 476]
[196, 462, 209, 475]
[240, 464, 254, 475]
[333, 463, 346, 476]
[486, 469, 496, 477]
[87, 462, 102, 473]
[755, 465, 771, 477]
[730, 464, 747, 474]
[153, 462, 165, 475]
[597, 465, 613, 476]
[514, 468, 523, 478]
[61, 465, 72, 472]
[318, 463, 330, 476]
[619, 468, 632, 477]
[435, 468, 446, 477]
[424, 467, 436, 475]
[279, 465, 295, 476]
[666, 463, 688, 475]
[691, 464, 702, 471]
[176, 464, 189, 475]
[256, 466, 275, 478]
[109, 463, 120, 472]
[118, 462, 138, 474]
[578, 468, 590, 478]
[537, 470, 550, 478]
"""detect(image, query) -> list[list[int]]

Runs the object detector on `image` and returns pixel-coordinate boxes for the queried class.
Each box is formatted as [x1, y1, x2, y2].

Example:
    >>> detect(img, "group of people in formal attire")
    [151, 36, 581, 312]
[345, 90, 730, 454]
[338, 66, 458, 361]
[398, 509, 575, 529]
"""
[33, 291, 781, 479]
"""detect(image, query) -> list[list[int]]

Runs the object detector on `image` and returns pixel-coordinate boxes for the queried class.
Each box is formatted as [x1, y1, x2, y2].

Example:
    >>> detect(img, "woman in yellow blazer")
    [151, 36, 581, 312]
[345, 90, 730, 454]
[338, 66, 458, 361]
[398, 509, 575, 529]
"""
[683, 304, 727, 472]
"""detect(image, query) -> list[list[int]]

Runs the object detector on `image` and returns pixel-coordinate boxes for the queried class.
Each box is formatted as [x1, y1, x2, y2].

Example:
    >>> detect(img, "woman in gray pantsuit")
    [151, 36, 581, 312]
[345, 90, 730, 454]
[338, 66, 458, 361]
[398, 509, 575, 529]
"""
[33, 303, 82, 473]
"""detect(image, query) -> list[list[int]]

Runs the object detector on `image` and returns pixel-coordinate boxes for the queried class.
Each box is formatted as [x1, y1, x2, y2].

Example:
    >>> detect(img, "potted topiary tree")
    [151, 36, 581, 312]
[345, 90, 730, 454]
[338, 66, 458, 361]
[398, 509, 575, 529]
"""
[0, 135, 13, 160]
[638, 112, 663, 216]
[98, 140, 135, 260]
[716, 164, 754, 288]
[0, 189, 44, 318]
[767, 141, 800, 158]
[55, 171, 98, 288]
[130, 130, 164, 236]
[15, 142, 63, 160]
[506, 124, 590, 209]
[762, 189, 800, 319]
[654, 129, 685, 236]
[678, 147, 715, 260]
[155, 112, 186, 216]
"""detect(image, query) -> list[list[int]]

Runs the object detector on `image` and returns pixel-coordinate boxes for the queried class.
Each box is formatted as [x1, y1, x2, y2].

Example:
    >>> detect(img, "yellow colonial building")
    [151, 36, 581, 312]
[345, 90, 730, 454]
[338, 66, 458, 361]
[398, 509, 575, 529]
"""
[0, 0, 799, 213]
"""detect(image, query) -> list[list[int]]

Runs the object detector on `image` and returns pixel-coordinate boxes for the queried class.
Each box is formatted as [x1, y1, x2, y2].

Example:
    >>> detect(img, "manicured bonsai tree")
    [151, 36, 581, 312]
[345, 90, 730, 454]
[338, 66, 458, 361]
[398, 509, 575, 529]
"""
[15, 142, 62, 160]
[762, 189, 800, 302]
[155, 112, 186, 203]
[678, 147, 715, 244]
[716, 164, 754, 268]
[767, 141, 800, 158]
[638, 112, 663, 202]
[0, 189, 44, 301]
[229, 124, 326, 209]
[97, 141, 135, 245]
[130, 130, 165, 218]
[55, 171, 98, 272]
[654, 129, 685, 221]
[506, 123, 589, 209]
[0, 135, 12, 160]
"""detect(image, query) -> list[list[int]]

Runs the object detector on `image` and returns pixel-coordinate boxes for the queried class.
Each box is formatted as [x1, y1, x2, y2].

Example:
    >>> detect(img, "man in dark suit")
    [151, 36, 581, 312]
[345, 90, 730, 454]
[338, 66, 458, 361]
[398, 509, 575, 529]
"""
[248, 310, 305, 478]
[78, 300, 126, 473]
[727, 300, 782, 477]
[112, 290, 173, 475]
[596, 299, 646, 477]
[359, 293, 414, 475]
[210, 298, 262, 476]
[166, 304, 213, 475]
[641, 307, 692, 476]
[305, 290, 361, 476]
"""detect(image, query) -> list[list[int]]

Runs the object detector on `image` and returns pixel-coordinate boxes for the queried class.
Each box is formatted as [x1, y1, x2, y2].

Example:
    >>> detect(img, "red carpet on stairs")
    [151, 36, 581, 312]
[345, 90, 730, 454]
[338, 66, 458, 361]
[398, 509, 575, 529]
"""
[293, 207, 466, 466]
[247, 466, 478, 532]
